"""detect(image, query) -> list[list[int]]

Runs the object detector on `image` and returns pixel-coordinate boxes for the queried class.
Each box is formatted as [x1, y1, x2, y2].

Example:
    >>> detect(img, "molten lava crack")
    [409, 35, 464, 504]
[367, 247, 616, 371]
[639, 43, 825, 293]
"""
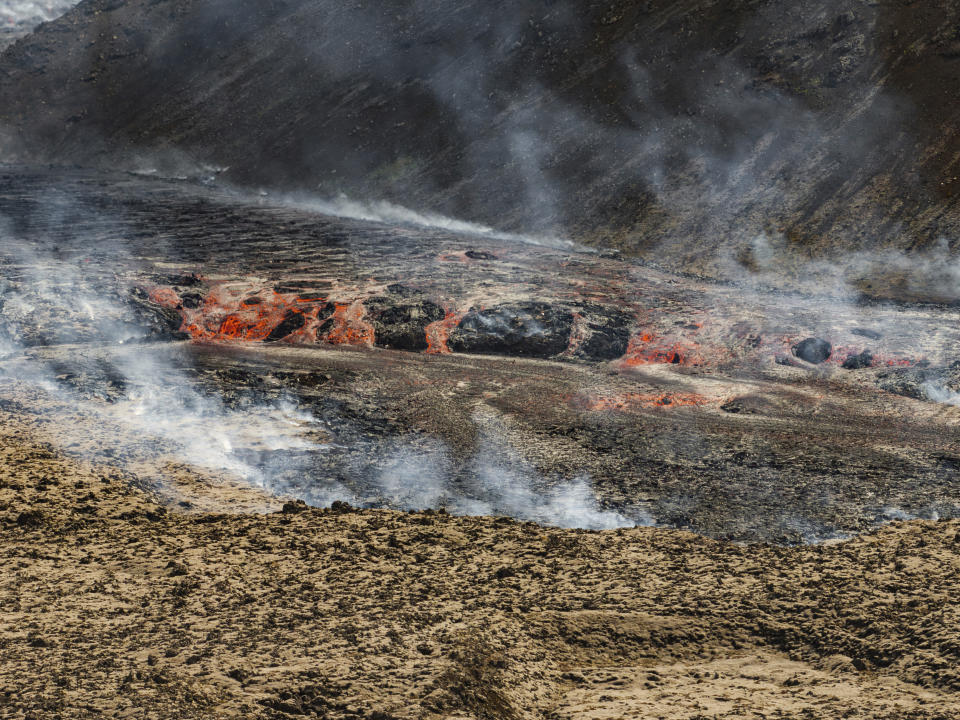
[142, 274, 930, 378]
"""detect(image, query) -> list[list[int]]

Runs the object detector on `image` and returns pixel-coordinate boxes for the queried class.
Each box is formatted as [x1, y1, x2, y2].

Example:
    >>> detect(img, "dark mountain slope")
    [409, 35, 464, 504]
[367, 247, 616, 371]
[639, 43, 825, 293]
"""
[3, 0, 960, 276]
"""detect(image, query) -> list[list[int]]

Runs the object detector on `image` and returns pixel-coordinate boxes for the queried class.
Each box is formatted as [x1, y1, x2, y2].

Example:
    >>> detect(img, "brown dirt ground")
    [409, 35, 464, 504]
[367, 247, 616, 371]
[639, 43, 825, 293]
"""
[2, 404, 959, 719]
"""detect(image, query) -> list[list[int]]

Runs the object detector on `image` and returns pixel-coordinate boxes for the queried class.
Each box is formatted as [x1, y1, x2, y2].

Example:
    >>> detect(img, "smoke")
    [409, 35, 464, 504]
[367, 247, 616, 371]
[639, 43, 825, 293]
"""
[7, 0, 925, 267]
[921, 381, 960, 407]
[352, 424, 641, 530]
[0, 223, 324, 489]
[0, 198, 631, 529]
[0, 1, 77, 49]
[0, 1, 75, 28]
[276, 192, 577, 250]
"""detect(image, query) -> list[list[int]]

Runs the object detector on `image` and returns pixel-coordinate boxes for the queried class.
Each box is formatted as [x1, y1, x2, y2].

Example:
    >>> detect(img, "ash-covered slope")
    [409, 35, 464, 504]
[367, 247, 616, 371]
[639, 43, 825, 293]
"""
[3, 0, 960, 270]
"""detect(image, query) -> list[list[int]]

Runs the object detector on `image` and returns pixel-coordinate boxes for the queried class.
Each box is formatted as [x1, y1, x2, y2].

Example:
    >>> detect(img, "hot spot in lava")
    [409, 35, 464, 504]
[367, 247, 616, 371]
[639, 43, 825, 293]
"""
[142, 276, 930, 378]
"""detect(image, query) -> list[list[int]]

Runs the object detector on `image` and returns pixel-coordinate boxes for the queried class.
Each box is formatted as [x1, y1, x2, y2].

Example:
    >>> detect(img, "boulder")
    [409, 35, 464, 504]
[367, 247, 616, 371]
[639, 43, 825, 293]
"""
[449, 303, 574, 358]
[793, 337, 832, 364]
[842, 351, 874, 370]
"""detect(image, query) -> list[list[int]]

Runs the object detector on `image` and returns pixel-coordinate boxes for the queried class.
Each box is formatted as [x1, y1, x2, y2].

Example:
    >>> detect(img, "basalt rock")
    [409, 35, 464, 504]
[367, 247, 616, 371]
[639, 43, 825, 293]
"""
[575, 306, 633, 361]
[876, 361, 960, 402]
[449, 303, 574, 358]
[365, 296, 446, 352]
[464, 250, 497, 261]
[264, 310, 306, 343]
[842, 351, 874, 370]
[314, 304, 336, 339]
[793, 338, 832, 364]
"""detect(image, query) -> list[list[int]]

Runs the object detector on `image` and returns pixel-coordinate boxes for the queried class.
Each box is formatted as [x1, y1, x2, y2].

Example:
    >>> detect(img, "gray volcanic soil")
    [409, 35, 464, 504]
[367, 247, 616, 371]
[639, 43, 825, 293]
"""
[4, 0, 960, 284]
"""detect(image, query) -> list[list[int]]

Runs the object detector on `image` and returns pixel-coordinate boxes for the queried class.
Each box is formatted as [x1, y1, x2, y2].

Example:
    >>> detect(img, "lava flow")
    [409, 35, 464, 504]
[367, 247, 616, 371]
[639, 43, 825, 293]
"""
[147, 282, 374, 347]
[320, 302, 376, 346]
[145, 277, 931, 374]
[619, 331, 706, 367]
[424, 309, 463, 355]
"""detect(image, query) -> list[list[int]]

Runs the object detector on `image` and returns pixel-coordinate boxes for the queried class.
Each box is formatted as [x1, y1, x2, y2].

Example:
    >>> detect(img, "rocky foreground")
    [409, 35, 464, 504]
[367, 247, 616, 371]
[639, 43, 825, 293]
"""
[1, 167, 958, 716]
[2, 405, 960, 720]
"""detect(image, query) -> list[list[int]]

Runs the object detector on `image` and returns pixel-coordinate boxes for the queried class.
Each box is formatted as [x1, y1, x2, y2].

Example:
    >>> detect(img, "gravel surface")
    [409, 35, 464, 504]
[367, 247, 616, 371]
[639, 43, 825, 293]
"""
[2, 408, 959, 719]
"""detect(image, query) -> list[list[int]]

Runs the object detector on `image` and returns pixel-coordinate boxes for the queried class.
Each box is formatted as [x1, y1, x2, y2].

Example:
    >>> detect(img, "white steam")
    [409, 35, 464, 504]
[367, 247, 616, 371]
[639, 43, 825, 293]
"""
[0, 207, 628, 529]
[0, 218, 327, 489]
[268, 192, 578, 250]
[921, 382, 960, 407]
[1, 1, 77, 48]
[362, 429, 641, 530]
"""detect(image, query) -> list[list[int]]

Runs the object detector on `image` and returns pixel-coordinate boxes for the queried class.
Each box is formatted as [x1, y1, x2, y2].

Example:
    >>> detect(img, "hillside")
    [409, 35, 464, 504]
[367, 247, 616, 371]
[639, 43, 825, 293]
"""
[3, 0, 960, 278]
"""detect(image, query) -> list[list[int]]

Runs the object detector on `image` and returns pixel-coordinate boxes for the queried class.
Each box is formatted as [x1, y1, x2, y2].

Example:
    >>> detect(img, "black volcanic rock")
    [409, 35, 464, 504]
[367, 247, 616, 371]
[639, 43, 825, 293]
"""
[264, 310, 306, 343]
[366, 297, 446, 352]
[576, 306, 634, 361]
[793, 338, 832, 364]
[449, 303, 574, 358]
[842, 350, 874, 370]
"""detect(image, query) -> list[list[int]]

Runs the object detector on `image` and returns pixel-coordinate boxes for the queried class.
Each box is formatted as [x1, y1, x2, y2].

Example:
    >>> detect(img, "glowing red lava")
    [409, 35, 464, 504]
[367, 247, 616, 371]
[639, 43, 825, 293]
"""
[146, 282, 373, 347]
[148, 286, 183, 308]
[320, 302, 376, 346]
[424, 310, 463, 355]
[619, 332, 704, 367]
[145, 280, 930, 371]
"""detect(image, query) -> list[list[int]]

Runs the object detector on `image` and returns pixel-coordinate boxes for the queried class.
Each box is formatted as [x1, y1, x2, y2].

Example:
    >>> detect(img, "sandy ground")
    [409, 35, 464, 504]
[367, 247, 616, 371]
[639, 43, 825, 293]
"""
[2, 404, 959, 719]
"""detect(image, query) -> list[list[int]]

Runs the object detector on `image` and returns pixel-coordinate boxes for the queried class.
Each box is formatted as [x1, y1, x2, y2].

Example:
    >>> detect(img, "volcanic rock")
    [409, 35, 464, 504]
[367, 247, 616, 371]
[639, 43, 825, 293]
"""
[179, 292, 204, 309]
[842, 350, 874, 370]
[263, 310, 306, 343]
[7, 0, 960, 281]
[465, 250, 497, 261]
[448, 303, 574, 358]
[875, 361, 960, 402]
[365, 296, 446, 352]
[5, 168, 960, 543]
[576, 308, 633, 361]
[793, 338, 832, 364]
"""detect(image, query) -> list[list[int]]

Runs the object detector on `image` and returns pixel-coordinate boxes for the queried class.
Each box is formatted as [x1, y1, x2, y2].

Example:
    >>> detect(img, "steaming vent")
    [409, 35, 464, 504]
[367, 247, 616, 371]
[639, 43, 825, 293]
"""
[1, 170, 960, 543]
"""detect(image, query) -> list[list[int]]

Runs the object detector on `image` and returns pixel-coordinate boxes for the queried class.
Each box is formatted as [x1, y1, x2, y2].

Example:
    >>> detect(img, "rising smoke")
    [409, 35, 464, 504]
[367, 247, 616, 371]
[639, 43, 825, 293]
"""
[2, 0, 932, 261]
[0, 1, 76, 49]
[0, 199, 634, 529]
[2, 0, 958, 535]
[0, 214, 322, 487]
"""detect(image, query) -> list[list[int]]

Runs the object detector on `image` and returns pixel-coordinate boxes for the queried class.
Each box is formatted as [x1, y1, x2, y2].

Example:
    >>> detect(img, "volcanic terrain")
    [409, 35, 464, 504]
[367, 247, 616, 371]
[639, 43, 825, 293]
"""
[2, 1, 960, 718]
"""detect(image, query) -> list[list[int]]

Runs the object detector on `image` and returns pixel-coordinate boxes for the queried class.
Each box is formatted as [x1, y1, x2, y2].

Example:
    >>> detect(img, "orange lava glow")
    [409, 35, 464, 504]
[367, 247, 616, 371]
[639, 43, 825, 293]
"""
[144, 281, 930, 372]
[620, 332, 704, 366]
[148, 287, 183, 309]
[424, 310, 463, 354]
[320, 302, 376, 347]
[193, 289, 314, 342]
[142, 282, 378, 346]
